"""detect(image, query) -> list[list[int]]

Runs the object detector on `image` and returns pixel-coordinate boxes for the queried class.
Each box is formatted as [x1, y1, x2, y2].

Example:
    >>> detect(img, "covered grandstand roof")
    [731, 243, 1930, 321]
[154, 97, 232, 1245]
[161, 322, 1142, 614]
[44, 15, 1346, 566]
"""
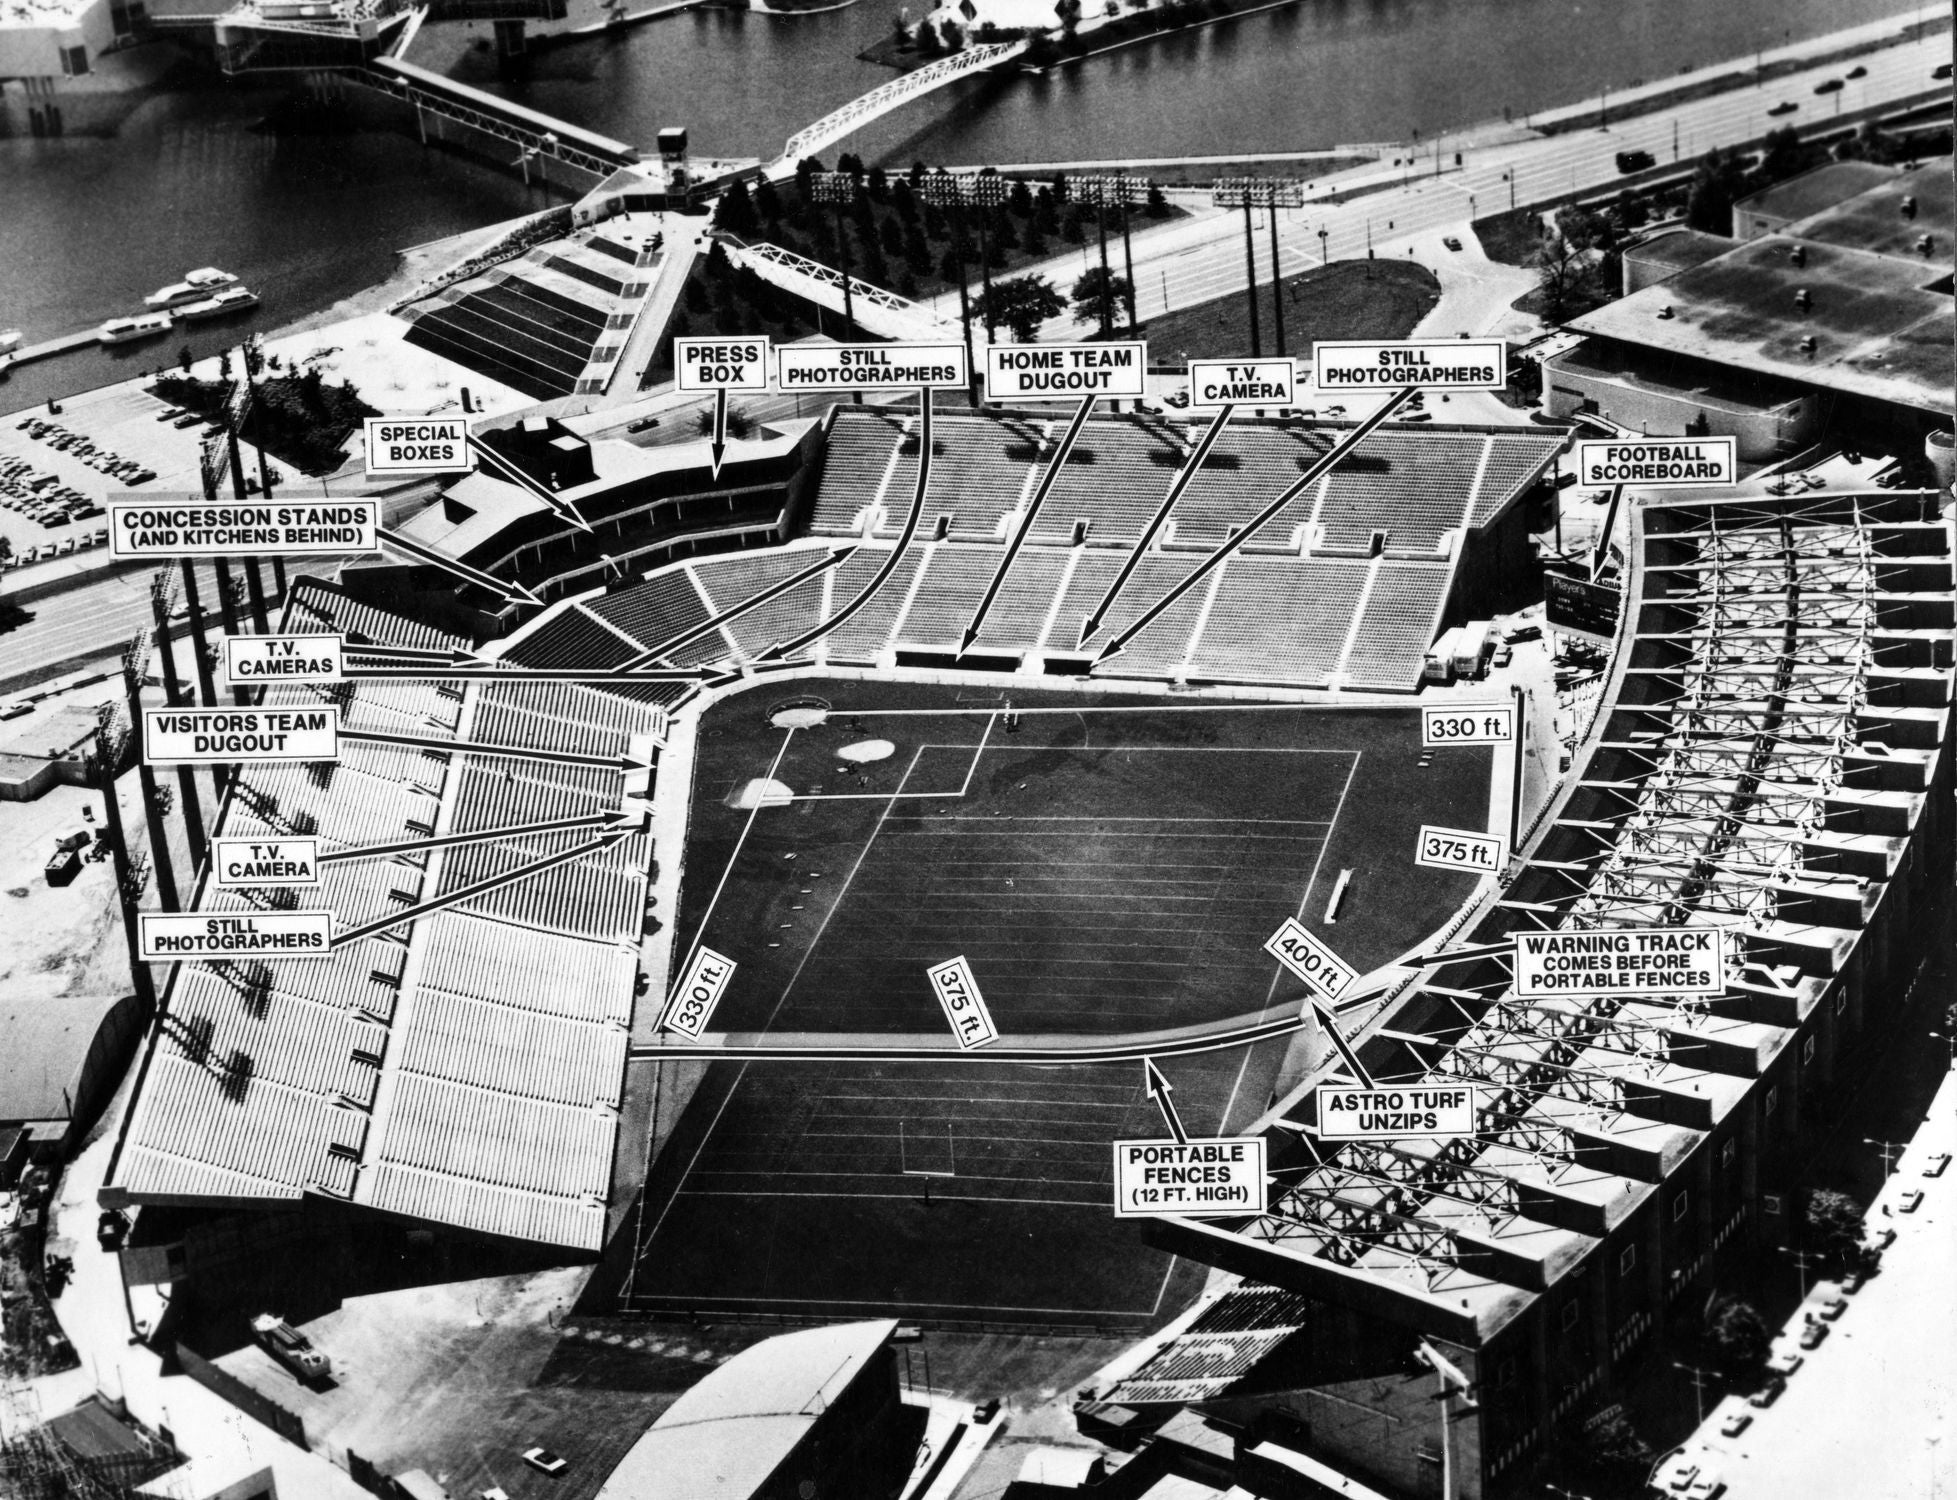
[107, 582, 658, 1250]
[1152, 486, 1954, 1342]
[592, 1320, 897, 1500]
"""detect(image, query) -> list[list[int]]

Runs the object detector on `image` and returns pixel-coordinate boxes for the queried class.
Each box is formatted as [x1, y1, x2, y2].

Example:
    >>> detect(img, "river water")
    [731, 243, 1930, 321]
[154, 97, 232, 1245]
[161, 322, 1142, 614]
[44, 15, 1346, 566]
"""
[0, 0, 1923, 414]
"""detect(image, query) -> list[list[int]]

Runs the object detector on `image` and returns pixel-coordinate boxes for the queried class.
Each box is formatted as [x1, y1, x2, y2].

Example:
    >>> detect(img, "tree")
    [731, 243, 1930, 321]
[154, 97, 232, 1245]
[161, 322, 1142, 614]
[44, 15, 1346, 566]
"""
[1704, 1295, 1770, 1376]
[1145, 181, 1171, 218]
[695, 403, 754, 438]
[755, 177, 783, 224]
[1805, 1188, 1865, 1259]
[178, 345, 193, 374]
[1684, 147, 1747, 234]
[717, 179, 758, 236]
[940, 17, 962, 48]
[914, 17, 941, 53]
[1754, 125, 1821, 188]
[1554, 204, 1614, 253]
[982, 274, 1064, 341]
[1069, 265, 1134, 328]
[1530, 232, 1600, 324]
[1580, 1412, 1654, 1478]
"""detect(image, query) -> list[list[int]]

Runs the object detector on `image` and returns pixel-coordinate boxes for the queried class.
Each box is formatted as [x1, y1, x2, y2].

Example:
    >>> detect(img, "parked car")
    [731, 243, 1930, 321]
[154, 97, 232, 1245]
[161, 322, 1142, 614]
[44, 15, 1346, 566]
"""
[1442, 235, 1463, 251]
[521, 1449, 568, 1477]
[1615, 149, 1656, 173]
[1768, 101, 1799, 116]
[1814, 78, 1844, 94]
[1718, 1411, 1752, 1438]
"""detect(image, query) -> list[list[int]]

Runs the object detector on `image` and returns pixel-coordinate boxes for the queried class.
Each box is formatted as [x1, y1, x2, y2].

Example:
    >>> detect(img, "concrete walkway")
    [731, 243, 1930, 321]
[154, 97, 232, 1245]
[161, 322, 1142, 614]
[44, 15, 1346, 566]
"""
[1663, 1065, 1957, 1500]
[43, 1093, 376, 1500]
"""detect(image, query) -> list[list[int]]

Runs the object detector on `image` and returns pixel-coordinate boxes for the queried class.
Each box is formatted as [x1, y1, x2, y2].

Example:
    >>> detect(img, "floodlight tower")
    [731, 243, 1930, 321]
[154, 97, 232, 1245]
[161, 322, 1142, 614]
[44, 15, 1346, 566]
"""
[1211, 177, 1305, 358]
[965, 171, 1011, 343]
[920, 172, 981, 407]
[808, 170, 864, 344]
[1076, 175, 1148, 334]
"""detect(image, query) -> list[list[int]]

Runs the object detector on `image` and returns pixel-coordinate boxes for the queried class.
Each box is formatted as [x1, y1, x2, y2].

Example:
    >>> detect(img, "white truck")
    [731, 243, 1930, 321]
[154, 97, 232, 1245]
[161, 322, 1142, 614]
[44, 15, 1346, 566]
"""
[252, 1313, 330, 1381]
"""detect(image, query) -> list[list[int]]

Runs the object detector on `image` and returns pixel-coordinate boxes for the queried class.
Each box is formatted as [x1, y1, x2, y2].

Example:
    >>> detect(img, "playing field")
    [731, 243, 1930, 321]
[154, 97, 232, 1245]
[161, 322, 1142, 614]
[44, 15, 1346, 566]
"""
[595, 680, 1494, 1327]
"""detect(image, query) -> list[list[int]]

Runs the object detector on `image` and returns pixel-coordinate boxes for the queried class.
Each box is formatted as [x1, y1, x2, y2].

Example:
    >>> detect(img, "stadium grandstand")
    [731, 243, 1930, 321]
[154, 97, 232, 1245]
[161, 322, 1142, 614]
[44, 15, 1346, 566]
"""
[492, 407, 1564, 693]
[1067, 484, 1956, 1500]
[102, 582, 661, 1252]
[401, 218, 664, 401]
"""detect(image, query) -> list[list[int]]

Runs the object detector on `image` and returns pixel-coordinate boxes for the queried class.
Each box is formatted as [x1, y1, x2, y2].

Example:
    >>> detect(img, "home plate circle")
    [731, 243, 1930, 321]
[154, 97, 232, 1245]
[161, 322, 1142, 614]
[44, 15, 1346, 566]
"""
[837, 739, 896, 764]
[770, 698, 831, 729]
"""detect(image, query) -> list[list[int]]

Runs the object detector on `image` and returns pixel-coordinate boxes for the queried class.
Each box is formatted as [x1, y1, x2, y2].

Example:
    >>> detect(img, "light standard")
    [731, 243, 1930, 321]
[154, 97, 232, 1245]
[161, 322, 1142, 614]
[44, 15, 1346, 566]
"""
[808, 170, 862, 345]
[1929, 1029, 1957, 1069]
[967, 171, 1010, 344]
[1212, 177, 1304, 357]
[1076, 174, 1147, 333]
[920, 172, 980, 406]
[1317, 226, 1329, 265]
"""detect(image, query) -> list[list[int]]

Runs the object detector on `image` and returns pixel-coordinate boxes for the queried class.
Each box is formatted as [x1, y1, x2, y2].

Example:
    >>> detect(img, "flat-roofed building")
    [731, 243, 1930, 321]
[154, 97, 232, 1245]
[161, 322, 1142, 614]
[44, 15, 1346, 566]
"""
[1730, 160, 1901, 240]
[1547, 160, 1956, 461]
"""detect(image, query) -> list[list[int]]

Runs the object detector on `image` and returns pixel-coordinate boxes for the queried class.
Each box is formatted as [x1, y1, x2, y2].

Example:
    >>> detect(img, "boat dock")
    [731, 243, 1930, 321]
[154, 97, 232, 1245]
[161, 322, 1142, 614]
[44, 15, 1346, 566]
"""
[1, 329, 99, 374]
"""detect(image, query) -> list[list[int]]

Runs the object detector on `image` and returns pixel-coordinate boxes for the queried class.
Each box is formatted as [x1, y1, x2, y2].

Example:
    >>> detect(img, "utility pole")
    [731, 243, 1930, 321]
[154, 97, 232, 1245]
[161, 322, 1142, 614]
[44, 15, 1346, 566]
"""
[1780, 1245, 1825, 1300]
[1670, 1361, 1717, 1426]
[1864, 1136, 1908, 1176]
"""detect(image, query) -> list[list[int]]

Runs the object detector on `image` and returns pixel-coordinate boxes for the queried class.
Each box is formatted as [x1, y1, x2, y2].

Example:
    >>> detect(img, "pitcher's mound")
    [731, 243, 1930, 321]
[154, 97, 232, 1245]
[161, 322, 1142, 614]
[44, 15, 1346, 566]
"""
[727, 778, 795, 809]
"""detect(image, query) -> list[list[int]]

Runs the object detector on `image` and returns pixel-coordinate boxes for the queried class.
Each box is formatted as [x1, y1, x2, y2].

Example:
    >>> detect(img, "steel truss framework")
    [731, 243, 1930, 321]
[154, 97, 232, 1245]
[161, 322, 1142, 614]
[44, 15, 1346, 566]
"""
[1236, 490, 1949, 1303]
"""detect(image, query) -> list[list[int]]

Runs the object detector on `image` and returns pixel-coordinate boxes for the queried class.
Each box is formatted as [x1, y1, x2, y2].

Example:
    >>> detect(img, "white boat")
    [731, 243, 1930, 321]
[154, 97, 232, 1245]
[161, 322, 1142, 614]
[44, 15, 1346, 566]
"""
[98, 313, 175, 345]
[0, 330, 20, 355]
[174, 286, 260, 322]
[144, 267, 239, 308]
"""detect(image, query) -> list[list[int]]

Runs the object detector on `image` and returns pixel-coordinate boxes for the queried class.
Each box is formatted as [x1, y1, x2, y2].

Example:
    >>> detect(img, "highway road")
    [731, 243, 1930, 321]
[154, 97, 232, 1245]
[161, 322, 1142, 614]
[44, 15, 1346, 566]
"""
[0, 562, 244, 694]
[918, 26, 1953, 345]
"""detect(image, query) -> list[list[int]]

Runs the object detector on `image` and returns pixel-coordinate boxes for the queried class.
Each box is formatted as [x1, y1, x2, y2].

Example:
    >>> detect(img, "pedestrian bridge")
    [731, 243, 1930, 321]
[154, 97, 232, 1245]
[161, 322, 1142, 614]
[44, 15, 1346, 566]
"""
[771, 40, 1026, 172]
[359, 54, 641, 175]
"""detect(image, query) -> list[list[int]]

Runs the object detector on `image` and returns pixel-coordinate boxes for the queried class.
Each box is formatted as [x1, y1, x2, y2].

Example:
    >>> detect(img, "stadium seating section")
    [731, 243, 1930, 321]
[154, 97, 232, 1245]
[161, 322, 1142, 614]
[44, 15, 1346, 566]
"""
[109, 582, 658, 1251]
[513, 408, 1561, 692]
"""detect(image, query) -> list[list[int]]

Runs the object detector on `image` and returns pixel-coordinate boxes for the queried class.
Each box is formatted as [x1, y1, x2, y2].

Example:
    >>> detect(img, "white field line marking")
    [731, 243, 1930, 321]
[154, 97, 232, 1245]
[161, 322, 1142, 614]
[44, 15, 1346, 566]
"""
[670, 724, 798, 991]
[1262, 749, 1363, 1009]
